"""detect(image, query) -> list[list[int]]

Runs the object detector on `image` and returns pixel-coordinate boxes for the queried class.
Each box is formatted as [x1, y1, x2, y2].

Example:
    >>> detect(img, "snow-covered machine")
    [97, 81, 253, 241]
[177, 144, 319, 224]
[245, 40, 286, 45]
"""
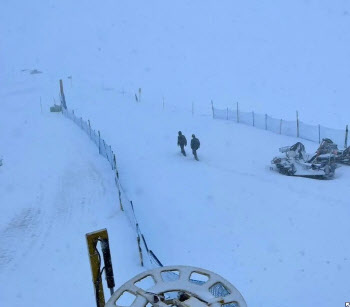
[87, 229, 247, 307]
[315, 138, 350, 165]
[271, 142, 337, 179]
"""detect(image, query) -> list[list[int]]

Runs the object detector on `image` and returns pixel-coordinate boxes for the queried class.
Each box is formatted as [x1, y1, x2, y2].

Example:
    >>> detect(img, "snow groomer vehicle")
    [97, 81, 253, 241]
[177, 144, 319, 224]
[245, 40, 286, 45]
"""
[271, 142, 337, 179]
[315, 138, 350, 165]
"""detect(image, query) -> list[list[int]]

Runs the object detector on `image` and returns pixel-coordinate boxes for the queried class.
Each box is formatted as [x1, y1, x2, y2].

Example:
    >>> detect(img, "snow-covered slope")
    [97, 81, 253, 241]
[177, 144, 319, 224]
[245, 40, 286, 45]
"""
[65, 88, 350, 307]
[0, 76, 142, 306]
[1, 1, 350, 306]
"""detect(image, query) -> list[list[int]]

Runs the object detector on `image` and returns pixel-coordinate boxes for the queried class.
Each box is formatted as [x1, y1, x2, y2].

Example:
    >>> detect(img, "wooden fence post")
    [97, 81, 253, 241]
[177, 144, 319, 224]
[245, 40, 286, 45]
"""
[296, 111, 300, 138]
[345, 125, 348, 148]
[59, 79, 67, 109]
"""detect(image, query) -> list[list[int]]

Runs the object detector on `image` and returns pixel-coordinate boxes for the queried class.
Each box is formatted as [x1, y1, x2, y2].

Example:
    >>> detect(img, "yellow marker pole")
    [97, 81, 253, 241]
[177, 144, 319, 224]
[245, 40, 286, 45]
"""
[86, 229, 110, 307]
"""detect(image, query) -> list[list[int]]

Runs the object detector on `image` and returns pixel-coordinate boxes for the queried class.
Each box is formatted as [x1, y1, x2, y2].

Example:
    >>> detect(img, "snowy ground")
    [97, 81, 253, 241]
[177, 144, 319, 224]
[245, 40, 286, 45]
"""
[65, 89, 350, 307]
[1, 1, 350, 306]
[0, 77, 142, 306]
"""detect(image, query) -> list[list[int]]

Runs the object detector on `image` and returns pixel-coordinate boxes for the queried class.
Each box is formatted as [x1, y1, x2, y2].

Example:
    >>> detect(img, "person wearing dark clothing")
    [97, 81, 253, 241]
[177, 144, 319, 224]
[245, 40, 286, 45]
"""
[177, 131, 187, 156]
[190, 134, 200, 160]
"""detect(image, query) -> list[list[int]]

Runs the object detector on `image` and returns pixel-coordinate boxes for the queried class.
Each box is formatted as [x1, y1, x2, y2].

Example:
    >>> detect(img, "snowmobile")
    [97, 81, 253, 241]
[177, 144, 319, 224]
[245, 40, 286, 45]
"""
[271, 142, 337, 179]
[313, 138, 350, 165]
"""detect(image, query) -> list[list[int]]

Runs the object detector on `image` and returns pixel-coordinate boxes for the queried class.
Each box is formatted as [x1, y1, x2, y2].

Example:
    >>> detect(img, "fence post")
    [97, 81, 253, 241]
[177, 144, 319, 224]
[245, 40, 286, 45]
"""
[252, 111, 255, 126]
[211, 100, 214, 118]
[136, 230, 144, 267]
[236, 102, 239, 123]
[318, 124, 321, 144]
[88, 120, 91, 138]
[345, 125, 348, 148]
[113, 154, 117, 170]
[265, 114, 267, 130]
[226, 107, 229, 120]
[98, 130, 101, 154]
[280, 119, 282, 134]
[115, 177, 124, 211]
[296, 111, 299, 137]
[118, 188, 123, 211]
[59, 79, 67, 109]
[103, 140, 108, 160]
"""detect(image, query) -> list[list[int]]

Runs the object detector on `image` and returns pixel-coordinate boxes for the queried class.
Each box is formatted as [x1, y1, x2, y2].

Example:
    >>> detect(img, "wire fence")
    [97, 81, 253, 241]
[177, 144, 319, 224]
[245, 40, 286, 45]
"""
[61, 99, 233, 299]
[212, 104, 349, 148]
[62, 107, 161, 269]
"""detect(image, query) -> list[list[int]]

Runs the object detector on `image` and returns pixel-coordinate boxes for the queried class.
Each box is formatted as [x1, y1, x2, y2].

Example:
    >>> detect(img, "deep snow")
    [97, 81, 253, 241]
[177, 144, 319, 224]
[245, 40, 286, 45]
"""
[65, 87, 350, 307]
[0, 76, 142, 306]
[1, 1, 350, 306]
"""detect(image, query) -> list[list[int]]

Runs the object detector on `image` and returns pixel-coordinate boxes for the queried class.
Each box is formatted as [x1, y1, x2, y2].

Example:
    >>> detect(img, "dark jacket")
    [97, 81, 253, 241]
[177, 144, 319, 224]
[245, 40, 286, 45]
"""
[191, 137, 200, 150]
[178, 135, 187, 146]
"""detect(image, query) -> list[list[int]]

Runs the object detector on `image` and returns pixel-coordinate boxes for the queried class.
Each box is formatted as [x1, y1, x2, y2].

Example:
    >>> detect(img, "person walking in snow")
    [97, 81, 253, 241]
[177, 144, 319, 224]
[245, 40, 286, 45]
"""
[177, 131, 187, 156]
[190, 134, 200, 160]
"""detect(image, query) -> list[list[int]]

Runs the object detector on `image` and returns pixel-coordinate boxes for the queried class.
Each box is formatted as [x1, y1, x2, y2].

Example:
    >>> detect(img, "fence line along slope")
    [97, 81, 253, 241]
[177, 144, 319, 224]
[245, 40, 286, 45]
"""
[64, 88, 350, 307]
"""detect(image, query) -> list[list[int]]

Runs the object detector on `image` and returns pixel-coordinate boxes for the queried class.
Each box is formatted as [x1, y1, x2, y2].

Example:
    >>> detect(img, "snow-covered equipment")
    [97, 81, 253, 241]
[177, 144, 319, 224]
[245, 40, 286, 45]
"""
[271, 142, 337, 179]
[87, 229, 247, 307]
[50, 104, 62, 112]
[106, 265, 247, 307]
[314, 138, 350, 165]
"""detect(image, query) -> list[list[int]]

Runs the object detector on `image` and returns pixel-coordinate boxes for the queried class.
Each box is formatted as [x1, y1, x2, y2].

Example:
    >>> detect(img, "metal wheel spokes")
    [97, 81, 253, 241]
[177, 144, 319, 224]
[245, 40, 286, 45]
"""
[106, 265, 247, 307]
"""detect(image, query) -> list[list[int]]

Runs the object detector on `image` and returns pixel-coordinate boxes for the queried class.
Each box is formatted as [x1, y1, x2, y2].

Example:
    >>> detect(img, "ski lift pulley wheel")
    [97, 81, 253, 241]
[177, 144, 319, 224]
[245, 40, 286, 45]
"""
[106, 265, 247, 307]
